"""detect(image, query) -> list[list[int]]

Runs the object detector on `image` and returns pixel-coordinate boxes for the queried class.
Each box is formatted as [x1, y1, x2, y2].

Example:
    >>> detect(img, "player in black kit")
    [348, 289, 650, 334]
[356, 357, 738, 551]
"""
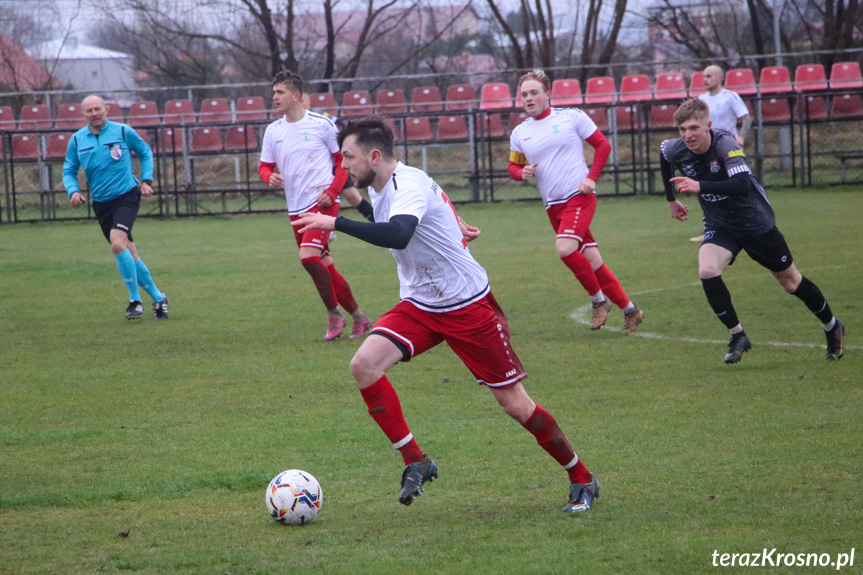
[659, 99, 844, 364]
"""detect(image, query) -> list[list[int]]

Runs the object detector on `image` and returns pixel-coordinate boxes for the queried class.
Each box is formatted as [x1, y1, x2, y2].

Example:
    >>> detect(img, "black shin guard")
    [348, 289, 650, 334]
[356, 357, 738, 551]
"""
[792, 276, 833, 324]
[701, 276, 740, 329]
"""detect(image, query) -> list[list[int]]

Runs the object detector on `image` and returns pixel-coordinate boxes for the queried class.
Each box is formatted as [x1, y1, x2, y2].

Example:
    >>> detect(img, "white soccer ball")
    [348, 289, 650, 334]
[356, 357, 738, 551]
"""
[265, 469, 323, 526]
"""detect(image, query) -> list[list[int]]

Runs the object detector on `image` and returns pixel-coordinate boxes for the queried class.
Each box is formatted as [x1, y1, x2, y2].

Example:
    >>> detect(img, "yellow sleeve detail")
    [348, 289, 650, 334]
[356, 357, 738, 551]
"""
[510, 150, 526, 165]
[728, 149, 745, 158]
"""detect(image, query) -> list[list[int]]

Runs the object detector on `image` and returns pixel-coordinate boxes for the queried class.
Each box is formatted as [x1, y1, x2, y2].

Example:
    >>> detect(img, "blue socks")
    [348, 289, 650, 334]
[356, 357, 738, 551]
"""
[115, 249, 142, 302]
[135, 258, 164, 302]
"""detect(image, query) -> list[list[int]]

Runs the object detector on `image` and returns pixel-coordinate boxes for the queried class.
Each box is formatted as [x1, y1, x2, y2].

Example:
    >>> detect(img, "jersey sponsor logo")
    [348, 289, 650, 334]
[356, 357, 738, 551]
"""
[302, 132, 311, 142]
[110, 143, 123, 160]
[682, 164, 696, 178]
[552, 124, 560, 134]
[710, 160, 720, 173]
[505, 368, 518, 378]
[701, 194, 729, 202]
[728, 149, 745, 158]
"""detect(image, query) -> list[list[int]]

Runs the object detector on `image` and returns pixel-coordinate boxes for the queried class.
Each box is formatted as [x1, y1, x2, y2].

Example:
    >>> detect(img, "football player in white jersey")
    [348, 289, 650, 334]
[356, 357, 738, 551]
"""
[259, 70, 371, 341]
[293, 116, 600, 514]
[509, 69, 643, 334]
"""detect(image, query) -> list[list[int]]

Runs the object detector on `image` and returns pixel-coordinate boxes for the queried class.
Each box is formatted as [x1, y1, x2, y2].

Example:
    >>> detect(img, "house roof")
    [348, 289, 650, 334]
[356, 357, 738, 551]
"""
[32, 38, 133, 61]
[0, 35, 57, 91]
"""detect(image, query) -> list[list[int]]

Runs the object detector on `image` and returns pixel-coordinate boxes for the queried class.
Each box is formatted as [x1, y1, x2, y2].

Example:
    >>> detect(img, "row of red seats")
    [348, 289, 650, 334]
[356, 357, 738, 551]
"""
[2, 61, 858, 131]
[2, 125, 258, 161]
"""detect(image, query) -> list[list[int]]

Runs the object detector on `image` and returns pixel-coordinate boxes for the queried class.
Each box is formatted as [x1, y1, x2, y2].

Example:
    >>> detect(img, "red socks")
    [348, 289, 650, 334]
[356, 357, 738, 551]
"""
[359, 377, 424, 465]
[560, 250, 601, 296]
[300, 256, 338, 310]
[522, 405, 592, 484]
[327, 263, 358, 314]
[594, 264, 630, 309]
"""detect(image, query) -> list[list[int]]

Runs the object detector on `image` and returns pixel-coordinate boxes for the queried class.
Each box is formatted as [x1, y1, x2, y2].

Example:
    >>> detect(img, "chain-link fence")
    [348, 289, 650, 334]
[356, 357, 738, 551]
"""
[2, 90, 862, 224]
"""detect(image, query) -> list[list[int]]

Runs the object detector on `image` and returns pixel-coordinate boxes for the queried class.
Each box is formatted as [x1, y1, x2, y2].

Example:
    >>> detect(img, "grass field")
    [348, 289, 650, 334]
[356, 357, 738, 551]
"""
[1, 188, 860, 574]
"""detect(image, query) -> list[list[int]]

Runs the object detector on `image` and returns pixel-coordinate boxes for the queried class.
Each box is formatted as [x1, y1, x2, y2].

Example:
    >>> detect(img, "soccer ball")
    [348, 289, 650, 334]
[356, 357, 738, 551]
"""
[265, 469, 323, 526]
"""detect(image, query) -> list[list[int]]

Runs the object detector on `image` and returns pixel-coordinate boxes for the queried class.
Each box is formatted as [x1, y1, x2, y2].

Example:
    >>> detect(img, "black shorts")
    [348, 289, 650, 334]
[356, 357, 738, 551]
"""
[92, 186, 141, 243]
[703, 226, 794, 272]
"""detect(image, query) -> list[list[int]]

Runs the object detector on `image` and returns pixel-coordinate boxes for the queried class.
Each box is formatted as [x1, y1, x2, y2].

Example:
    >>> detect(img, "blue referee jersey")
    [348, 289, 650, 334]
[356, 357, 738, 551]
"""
[63, 120, 154, 202]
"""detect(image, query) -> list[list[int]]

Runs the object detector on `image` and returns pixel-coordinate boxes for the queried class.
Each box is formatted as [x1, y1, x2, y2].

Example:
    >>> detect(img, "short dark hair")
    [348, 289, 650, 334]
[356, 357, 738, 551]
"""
[271, 70, 304, 94]
[337, 115, 394, 158]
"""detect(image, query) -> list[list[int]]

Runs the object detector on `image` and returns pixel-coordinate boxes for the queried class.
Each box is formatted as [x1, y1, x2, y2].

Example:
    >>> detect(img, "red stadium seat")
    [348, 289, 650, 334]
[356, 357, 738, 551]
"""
[444, 84, 476, 111]
[829, 62, 863, 89]
[18, 105, 51, 130]
[54, 103, 83, 129]
[654, 73, 687, 100]
[616, 105, 641, 132]
[688, 71, 705, 97]
[550, 79, 583, 106]
[235, 96, 268, 122]
[128, 101, 161, 127]
[164, 99, 196, 125]
[830, 93, 863, 119]
[103, 101, 124, 122]
[404, 117, 432, 141]
[585, 77, 616, 104]
[508, 111, 528, 135]
[583, 107, 609, 131]
[759, 66, 792, 94]
[224, 125, 258, 152]
[477, 113, 505, 138]
[620, 75, 652, 102]
[45, 132, 73, 159]
[0, 106, 15, 130]
[156, 127, 184, 155]
[794, 64, 828, 92]
[436, 115, 468, 140]
[725, 68, 757, 96]
[649, 103, 677, 129]
[11, 133, 39, 160]
[760, 97, 791, 123]
[480, 83, 513, 110]
[199, 98, 232, 124]
[376, 89, 407, 115]
[798, 95, 828, 121]
[308, 93, 337, 117]
[410, 86, 443, 113]
[341, 91, 373, 117]
[190, 127, 223, 153]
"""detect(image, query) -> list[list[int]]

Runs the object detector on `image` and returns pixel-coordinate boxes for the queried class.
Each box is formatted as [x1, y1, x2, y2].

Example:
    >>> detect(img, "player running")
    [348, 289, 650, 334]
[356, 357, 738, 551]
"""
[508, 69, 643, 334]
[660, 98, 844, 363]
[293, 115, 600, 514]
[259, 70, 371, 341]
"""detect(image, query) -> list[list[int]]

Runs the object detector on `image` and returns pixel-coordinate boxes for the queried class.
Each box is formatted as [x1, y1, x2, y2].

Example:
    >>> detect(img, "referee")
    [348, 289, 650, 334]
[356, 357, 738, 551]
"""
[63, 94, 168, 320]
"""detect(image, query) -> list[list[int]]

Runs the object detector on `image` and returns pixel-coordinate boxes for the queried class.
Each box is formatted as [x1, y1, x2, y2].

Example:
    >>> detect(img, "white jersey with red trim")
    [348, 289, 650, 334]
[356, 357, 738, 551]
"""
[260, 110, 340, 215]
[509, 107, 598, 207]
[698, 89, 749, 138]
[369, 162, 489, 312]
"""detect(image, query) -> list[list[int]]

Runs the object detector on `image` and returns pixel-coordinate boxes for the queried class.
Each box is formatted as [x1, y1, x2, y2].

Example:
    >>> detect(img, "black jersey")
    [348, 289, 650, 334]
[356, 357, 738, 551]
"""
[660, 130, 775, 235]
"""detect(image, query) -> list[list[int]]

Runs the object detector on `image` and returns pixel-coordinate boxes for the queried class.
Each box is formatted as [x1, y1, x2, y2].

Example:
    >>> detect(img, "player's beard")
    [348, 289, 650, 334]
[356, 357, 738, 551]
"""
[352, 167, 375, 189]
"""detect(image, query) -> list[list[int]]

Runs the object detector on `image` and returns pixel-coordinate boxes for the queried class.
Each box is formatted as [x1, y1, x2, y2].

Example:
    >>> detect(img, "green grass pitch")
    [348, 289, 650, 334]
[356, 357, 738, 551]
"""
[1, 188, 860, 574]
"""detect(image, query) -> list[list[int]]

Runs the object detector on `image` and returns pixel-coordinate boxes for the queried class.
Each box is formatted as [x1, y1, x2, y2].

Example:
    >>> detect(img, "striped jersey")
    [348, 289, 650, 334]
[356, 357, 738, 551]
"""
[260, 111, 341, 215]
[369, 162, 489, 312]
[509, 107, 598, 207]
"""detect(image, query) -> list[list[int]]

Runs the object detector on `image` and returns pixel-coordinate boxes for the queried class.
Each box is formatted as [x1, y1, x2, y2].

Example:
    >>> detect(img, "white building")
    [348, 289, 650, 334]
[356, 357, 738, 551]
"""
[31, 38, 135, 93]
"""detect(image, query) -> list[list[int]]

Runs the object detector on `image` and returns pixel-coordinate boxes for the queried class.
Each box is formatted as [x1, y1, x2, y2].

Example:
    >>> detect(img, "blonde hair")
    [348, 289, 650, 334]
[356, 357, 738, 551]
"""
[518, 69, 551, 92]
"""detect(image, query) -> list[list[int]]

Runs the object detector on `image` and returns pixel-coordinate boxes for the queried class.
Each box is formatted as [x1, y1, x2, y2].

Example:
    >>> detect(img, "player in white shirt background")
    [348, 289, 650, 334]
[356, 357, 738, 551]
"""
[259, 70, 371, 341]
[293, 115, 601, 514]
[509, 69, 643, 335]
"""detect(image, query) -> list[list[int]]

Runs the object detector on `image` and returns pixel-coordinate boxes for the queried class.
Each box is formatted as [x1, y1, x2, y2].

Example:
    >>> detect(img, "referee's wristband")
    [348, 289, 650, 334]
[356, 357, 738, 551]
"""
[142, 179, 153, 185]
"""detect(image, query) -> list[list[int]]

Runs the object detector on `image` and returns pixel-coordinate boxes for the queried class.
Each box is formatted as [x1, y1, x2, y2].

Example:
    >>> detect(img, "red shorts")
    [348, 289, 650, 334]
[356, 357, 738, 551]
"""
[371, 293, 527, 388]
[289, 202, 340, 254]
[546, 193, 597, 250]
